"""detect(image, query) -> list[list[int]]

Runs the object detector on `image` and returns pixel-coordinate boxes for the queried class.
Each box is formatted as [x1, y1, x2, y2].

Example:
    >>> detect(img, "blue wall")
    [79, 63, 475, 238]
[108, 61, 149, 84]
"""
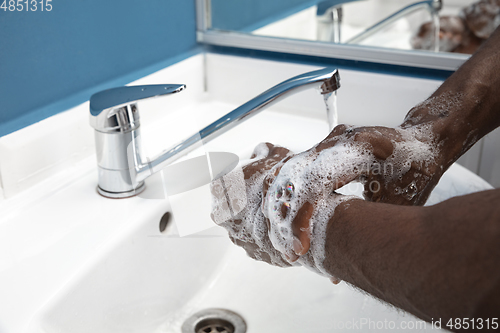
[0, 0, 198, 137]
[211, 0, 318, 32]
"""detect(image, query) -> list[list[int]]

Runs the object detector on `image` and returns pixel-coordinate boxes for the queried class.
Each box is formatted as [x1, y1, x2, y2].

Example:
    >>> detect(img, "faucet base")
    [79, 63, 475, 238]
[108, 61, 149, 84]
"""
[96, 182, 146, 199]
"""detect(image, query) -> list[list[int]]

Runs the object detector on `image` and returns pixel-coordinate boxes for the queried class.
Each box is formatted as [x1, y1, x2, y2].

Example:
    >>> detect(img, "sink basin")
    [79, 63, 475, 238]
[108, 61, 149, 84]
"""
[29, 164, 489, 333]
[0, 53, 492, 333]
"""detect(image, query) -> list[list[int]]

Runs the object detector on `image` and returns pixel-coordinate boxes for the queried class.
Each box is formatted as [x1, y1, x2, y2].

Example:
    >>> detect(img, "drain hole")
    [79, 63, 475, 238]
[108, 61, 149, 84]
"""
[195, 318, 235, 333]
[159, 212, 171, 233]
[182, 308, 246, 333]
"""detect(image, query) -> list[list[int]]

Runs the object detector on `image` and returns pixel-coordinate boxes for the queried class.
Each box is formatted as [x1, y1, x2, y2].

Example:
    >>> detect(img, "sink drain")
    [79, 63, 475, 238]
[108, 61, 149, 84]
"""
[181, 308, 247, 333]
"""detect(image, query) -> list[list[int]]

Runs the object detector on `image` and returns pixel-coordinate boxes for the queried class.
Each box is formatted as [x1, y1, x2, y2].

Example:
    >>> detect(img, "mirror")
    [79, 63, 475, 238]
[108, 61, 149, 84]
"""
[197, 0, 500, 70]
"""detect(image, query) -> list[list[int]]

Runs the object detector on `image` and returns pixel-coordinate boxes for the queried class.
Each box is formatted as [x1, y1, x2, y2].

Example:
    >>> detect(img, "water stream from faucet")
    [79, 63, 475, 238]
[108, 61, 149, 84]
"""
[432, 10, 440, 52]
[323, 91, 338, 131]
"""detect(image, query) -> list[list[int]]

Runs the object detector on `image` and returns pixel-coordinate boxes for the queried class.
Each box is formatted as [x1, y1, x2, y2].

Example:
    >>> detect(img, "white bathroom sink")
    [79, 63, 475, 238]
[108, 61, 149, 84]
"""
[0, 53, 492, 333]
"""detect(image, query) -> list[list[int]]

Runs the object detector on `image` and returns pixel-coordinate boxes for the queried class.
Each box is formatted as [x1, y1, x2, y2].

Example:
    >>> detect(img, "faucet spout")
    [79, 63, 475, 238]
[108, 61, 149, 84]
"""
[90, 68, 340, 198]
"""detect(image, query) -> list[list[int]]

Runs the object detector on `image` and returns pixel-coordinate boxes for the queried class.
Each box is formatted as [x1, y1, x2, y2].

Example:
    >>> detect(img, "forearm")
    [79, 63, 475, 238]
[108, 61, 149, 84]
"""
[323, 189, 500, 323]
[401, 27, 500, 167]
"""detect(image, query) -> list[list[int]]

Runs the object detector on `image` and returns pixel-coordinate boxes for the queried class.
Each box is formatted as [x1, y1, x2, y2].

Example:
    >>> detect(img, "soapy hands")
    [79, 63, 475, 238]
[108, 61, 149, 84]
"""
[210, 142, 349, 279]
[309, 124, 443, 206]
[262, 123, 443, 260]
[211, 123, 444, 266]
[210, 143, 295, 267]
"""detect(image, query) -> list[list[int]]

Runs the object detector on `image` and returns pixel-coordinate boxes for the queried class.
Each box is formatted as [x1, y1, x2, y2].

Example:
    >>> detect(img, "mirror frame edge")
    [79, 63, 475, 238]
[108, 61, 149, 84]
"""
[195, 0, 470, 71]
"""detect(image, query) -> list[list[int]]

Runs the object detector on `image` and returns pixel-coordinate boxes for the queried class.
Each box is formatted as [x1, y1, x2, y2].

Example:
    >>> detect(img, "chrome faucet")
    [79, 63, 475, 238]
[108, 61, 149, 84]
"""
[89, 68, 340, 198]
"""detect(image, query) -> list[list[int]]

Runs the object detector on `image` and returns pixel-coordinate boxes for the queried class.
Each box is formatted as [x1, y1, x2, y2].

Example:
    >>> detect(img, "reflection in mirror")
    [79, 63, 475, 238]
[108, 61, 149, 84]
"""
[210, 0, 500, 55]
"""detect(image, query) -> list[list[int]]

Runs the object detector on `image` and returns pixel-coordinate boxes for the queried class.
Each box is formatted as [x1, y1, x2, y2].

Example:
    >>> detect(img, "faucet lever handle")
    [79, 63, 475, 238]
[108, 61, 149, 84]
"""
[89, 84, 186, 133]
[90, 84, 186, 116]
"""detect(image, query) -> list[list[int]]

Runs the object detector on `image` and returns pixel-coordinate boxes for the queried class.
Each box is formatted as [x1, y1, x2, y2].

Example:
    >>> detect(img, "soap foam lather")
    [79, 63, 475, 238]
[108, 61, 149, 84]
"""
[263, 123, 439, 277]
[211, 120, 441, 280]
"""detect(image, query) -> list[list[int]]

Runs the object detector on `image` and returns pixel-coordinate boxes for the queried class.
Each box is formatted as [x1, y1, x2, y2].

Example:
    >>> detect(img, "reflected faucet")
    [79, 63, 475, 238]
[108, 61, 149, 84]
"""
[345, 0, 442, 49]
[316, 0, 363, 43]
[89, 68, 340, 198]
[317, 2, 344, 43]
